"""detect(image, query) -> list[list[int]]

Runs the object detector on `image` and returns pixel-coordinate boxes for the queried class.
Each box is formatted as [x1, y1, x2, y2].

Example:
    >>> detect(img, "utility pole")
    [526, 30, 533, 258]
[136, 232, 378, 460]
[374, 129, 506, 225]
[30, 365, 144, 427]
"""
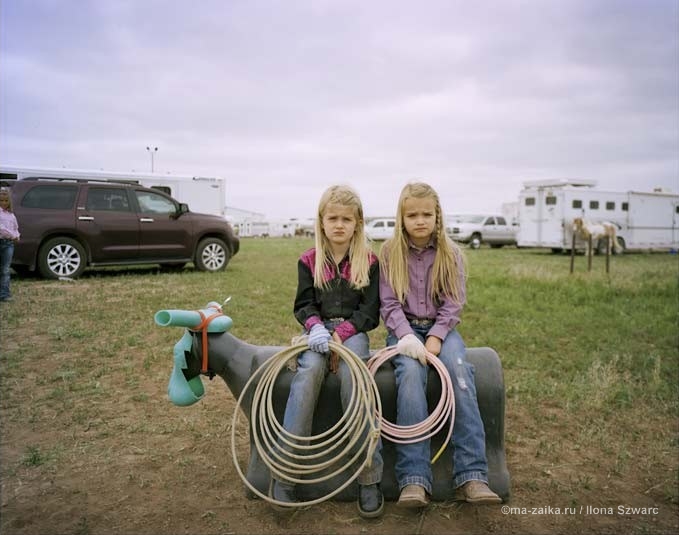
[146, 146, 158, 172]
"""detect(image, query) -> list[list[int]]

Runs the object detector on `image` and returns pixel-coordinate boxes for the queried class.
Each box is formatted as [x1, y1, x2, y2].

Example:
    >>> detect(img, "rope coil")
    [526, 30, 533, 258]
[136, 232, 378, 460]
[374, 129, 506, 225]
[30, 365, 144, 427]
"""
[230, 342, 455, 507]
[230, 341, 382, 508]
[366, 346, 455, 464]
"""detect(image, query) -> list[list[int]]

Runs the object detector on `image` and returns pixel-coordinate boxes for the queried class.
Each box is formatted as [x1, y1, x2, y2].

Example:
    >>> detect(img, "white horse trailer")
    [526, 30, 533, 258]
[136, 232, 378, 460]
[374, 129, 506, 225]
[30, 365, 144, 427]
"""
[0, 165, 228, 218]
[517, 179, 679, 252]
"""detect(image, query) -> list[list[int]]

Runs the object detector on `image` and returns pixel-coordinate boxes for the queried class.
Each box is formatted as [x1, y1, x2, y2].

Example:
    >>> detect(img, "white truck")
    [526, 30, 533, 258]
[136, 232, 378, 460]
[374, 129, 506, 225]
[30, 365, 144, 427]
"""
[516, 179, 679, 252]
[447, 214, 518, 249]
[0, 165, 228, 218]
[365, 217, 396, 241]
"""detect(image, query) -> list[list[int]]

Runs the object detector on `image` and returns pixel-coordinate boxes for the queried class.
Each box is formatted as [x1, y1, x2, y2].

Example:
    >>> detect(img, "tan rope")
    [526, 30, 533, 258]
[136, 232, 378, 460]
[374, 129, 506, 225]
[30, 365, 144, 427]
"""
[230, 341, 382, 508]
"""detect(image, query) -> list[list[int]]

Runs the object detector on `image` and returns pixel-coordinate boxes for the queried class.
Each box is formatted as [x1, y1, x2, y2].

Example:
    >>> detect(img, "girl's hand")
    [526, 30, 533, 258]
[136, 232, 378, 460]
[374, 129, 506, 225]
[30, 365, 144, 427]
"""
[397, 334, 427, 365]
[425, 336, 442, 356]
[329, 332, 342, 374]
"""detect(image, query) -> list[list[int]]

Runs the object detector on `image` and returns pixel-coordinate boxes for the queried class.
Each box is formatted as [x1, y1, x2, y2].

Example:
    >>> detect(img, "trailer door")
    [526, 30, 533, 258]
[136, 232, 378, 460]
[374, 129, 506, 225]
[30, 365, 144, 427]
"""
[517, 191, 540, 246]
[541, 191, 565, 247]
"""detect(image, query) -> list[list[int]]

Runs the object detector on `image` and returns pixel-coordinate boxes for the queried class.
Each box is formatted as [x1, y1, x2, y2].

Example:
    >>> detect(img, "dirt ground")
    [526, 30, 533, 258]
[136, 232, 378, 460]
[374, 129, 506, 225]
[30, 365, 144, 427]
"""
[1, 308, 677, 535]
[1, 374, 677, 535]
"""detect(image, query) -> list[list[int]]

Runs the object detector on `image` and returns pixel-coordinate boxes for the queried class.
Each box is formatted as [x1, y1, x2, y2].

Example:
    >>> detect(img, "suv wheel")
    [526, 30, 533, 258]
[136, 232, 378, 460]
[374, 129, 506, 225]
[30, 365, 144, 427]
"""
[38, 237, 87, 279]
[469, 234, 482, 249]
[195, 238, 229, 272]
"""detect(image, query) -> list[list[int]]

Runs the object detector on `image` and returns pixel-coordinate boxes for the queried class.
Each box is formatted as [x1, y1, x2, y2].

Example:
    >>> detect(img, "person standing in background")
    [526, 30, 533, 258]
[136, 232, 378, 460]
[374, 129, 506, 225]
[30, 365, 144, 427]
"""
[0, 188, 20, 302]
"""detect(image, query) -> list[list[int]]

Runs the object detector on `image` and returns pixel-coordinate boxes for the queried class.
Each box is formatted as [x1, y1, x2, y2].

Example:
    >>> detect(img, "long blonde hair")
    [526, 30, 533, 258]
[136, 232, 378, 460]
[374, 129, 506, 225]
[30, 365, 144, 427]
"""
[380, 182, 466, 303]
[0, 188, 13, 212]
[313, 185, 372, 289]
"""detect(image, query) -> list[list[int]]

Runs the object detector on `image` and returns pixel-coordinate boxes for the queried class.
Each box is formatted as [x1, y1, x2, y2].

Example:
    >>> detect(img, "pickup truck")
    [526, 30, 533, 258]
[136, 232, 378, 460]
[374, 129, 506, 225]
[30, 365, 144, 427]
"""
[365, 217, 396, 241]
[447, 215, 517, 249]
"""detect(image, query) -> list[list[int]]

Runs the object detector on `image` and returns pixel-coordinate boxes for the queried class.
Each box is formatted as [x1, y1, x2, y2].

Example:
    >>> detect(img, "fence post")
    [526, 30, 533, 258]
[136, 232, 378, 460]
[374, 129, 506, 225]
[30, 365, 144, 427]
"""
[587, 236, 593, 271]
[570, 232, 576, 273]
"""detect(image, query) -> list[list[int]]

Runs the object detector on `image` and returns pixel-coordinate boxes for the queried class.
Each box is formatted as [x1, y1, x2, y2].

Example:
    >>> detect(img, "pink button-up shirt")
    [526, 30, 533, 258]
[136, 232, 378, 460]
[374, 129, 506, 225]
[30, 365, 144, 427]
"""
[379, 240, 465, 341]
[0, 208, 20, 241]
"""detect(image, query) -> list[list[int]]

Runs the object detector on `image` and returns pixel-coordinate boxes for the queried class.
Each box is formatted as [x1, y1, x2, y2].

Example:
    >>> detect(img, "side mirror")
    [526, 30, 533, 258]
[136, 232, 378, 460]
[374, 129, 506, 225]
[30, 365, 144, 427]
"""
[171, 203, 189, 220]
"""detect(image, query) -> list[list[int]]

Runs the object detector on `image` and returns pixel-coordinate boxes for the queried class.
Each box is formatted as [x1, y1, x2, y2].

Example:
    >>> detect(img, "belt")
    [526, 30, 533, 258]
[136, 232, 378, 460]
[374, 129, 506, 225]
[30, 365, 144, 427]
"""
[327, 317, 345, 323]
[410, 317, 434, 327]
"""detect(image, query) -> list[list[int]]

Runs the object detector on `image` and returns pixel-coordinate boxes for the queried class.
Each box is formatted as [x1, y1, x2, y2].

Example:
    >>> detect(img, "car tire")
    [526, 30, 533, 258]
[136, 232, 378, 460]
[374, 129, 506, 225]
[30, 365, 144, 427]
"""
[38, 237, 87, 279]
[469, 234, 482, 249]
[613, 237, 625, 255]
[195, 238, 230, 272]
[596, 237, 625, 256]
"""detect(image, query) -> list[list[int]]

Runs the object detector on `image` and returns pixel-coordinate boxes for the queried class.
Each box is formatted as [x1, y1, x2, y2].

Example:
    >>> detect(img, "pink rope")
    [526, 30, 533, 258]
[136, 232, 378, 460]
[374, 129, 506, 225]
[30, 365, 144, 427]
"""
[366, 346, 455, 462]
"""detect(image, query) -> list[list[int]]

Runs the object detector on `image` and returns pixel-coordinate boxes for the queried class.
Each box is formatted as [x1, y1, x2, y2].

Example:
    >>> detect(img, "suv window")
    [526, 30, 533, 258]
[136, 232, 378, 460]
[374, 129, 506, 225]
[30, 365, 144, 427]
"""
[22, 185, 78, 209]
[136, 190, 176, 214]
[86, 187, 132, 212]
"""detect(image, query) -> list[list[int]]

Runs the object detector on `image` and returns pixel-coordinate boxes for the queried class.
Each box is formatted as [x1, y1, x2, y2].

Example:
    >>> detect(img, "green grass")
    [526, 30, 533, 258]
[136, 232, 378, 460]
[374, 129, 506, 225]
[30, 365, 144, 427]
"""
[3, 239, 677, 416]
[1, 238, 678, 532]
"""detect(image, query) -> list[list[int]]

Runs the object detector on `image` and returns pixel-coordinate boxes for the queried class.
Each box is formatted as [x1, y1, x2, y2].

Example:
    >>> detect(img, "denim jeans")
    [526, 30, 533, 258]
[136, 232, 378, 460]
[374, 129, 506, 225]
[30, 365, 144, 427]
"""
[387, 325, 489, 493]
[279, 320, 383, 486]
[0, 239, 14, 300]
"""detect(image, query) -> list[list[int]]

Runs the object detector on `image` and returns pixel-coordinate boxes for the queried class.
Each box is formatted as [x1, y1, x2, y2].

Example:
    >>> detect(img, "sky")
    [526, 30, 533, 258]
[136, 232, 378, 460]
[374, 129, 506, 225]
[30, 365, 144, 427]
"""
[1, 0, 677, 220]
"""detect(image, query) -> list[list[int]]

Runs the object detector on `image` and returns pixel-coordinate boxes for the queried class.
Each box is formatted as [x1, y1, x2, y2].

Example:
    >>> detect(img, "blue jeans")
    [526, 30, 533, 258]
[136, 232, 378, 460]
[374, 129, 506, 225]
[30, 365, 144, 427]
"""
[387, 325, 489, 493]
[0, 239, 14, 300]
[280, 321, 383, 486]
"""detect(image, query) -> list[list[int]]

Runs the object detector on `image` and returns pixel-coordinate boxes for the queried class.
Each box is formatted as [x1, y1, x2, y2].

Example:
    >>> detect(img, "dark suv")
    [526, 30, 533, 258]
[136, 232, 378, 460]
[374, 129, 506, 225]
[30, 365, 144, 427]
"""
[6, 177, 240, 279]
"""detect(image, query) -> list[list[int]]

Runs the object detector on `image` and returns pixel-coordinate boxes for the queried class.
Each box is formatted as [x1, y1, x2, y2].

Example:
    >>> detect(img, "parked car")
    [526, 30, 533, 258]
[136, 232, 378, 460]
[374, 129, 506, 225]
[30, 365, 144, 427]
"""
[365, 218, 396, 241]
[5, 177, 239, 279]
[447, 214, 517, 249]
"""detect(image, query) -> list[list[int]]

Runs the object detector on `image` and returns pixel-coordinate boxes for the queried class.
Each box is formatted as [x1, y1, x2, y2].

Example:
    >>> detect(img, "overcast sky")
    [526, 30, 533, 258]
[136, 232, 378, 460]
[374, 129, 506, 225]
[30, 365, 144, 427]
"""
[1, 0, 677, 219]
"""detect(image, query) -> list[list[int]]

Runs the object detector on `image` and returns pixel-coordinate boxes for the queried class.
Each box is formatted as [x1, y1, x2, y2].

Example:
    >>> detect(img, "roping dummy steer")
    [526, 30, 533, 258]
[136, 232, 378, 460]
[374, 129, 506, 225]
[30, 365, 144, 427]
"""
[155, 301, 511, 503]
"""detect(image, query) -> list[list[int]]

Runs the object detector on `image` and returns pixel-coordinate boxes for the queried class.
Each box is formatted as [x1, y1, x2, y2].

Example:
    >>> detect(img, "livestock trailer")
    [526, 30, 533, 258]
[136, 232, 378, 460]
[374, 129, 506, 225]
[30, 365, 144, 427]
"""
[517, 179, 679, 252]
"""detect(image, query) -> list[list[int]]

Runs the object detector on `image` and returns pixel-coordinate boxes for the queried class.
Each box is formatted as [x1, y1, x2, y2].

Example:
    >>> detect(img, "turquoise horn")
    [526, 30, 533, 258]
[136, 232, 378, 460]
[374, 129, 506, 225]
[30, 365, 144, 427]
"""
[155, 302, 233, 406]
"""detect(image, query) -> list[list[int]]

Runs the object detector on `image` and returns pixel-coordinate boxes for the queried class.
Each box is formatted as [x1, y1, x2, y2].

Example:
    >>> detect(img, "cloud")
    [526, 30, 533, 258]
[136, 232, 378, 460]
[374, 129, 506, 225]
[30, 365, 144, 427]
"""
[1, 0, 677, 218]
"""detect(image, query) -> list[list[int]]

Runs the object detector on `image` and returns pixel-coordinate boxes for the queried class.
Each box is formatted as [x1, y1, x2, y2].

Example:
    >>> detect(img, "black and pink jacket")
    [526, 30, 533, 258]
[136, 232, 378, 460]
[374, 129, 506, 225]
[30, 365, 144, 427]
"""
[293, 248, 380, 342]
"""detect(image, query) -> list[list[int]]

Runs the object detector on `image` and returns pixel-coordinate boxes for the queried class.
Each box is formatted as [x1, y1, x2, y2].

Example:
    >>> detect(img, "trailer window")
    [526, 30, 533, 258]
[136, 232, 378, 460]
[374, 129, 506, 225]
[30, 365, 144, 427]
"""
[572, 200, 582, 209]
[525, 197, 535, 206]
[589, 201, 599, 210]
[622, 202, 628, 211]
[545, 196, 557, 205]
[606, 202, 615, 210]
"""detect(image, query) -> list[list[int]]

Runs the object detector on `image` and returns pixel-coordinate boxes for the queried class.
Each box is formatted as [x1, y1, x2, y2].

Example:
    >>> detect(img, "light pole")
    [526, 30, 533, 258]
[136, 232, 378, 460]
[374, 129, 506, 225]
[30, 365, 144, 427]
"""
[146, 146, 158, 173]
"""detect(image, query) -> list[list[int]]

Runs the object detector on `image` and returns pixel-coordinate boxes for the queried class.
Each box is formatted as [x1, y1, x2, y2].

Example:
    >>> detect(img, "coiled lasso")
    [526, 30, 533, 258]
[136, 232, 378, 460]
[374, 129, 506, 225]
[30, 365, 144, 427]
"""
[366, 346, 455, 464]
[230, 341, 382, 508]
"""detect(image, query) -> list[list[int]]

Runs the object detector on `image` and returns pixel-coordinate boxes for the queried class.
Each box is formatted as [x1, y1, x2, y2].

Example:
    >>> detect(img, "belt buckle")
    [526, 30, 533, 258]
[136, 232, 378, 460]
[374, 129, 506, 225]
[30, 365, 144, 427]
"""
[411, 318, 433, 327]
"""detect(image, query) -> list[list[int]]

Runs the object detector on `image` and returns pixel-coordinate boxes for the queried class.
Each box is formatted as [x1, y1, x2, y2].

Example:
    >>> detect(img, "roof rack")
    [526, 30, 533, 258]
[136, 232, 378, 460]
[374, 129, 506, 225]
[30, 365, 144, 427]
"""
[21, 176, 140, 185]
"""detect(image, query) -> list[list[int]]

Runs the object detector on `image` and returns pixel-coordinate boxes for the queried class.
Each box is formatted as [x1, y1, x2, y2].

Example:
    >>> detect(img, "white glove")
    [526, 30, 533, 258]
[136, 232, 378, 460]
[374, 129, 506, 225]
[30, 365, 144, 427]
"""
[397, 333, 427, 366]
[308, 324, 331, 354]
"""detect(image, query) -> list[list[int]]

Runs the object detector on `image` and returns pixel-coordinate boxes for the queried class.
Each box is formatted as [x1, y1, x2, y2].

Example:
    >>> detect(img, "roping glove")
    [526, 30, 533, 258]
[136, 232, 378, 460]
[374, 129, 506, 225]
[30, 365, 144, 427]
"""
[397, 333, 428, 366]
[308, 324, 331, 354]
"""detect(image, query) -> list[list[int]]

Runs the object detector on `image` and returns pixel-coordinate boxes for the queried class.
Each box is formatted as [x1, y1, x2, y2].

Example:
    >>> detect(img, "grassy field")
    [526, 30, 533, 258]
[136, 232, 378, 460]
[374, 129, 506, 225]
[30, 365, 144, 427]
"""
[1, 239, 677, 535]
